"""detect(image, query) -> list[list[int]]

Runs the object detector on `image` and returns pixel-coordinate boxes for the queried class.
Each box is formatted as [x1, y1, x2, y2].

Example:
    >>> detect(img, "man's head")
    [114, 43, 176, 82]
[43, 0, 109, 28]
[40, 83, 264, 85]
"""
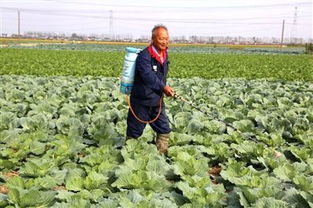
[151, 24, 169, 53]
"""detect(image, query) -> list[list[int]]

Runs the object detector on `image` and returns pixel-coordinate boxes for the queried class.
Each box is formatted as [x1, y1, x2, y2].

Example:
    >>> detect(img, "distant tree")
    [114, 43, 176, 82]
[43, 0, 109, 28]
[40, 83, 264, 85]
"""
[71, 33, 78, 39]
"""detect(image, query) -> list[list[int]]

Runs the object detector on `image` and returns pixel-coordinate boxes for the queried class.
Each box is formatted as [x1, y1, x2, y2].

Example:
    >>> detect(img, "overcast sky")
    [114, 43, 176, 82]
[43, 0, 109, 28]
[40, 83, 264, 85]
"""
[0, 0, 312, 39]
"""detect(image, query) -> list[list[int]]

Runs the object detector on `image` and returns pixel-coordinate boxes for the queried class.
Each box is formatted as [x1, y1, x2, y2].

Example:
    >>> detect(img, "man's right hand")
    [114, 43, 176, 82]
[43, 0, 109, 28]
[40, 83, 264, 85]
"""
[163, 85, 174, 97]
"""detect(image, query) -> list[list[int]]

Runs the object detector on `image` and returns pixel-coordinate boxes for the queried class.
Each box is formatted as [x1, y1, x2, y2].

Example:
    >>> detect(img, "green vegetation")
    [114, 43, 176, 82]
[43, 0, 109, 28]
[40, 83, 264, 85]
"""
[1, 48, 312, 81]
[0, 76, 312, 207]
[0, 45, 312, 207]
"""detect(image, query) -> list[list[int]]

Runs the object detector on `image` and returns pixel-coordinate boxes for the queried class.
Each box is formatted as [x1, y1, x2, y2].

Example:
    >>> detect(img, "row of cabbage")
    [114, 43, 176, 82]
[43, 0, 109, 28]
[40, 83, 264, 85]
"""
[2, 43, 305, 54]
[0, 75, 312, 207]
[1, 48, 312, 81]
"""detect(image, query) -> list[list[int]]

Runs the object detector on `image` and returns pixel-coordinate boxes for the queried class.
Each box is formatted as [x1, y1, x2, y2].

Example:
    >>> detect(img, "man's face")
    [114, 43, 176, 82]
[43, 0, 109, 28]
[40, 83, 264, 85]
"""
[152, 28, 169, 52]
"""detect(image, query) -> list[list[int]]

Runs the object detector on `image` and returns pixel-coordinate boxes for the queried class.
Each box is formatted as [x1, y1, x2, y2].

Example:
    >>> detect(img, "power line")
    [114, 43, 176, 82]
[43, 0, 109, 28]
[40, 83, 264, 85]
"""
[1, 7, 311, 25]
[2, 6, 311, 18]
[19, 20, 106, 27]
[3, 16, 311, 26]
[40, 0, 312, 9]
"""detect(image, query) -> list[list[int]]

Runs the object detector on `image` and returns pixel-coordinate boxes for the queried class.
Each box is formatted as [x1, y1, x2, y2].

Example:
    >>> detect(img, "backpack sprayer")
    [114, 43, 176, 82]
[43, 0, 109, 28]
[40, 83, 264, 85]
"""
[120, 47, 163, 124]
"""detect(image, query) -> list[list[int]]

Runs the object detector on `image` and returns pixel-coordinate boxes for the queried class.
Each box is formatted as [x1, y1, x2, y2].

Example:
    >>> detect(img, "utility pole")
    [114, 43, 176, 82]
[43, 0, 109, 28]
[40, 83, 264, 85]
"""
[18, 10, 20, 38]
[280, 19, 285, 47]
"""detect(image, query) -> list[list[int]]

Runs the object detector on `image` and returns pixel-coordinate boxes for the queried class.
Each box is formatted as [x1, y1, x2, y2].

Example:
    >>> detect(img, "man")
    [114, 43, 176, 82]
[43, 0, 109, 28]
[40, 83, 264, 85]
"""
[126, 24, 174, 154]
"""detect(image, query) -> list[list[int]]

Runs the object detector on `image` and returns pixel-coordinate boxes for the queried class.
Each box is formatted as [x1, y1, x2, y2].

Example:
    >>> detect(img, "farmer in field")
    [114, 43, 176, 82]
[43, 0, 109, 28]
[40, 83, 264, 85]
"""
[126, 24, 174, 154]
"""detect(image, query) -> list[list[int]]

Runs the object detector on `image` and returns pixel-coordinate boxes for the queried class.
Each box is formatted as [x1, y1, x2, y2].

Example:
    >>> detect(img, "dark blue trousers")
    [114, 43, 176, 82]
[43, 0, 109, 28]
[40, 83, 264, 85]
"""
[126, 102, 171, 139]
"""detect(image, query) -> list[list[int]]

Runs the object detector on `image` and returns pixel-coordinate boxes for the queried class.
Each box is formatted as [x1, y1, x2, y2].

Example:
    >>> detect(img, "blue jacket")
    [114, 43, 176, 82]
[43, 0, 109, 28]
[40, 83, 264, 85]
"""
[130, 47, 169, 106]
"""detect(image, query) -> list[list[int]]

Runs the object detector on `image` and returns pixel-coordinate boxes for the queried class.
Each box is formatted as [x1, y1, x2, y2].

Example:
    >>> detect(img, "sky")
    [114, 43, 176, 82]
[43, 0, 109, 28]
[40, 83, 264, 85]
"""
[0, 0, 312, 40]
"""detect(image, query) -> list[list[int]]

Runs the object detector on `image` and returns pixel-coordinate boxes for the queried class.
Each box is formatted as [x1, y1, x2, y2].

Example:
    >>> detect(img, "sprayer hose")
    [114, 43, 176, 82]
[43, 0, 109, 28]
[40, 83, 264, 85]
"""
[127, 95, 163, 124]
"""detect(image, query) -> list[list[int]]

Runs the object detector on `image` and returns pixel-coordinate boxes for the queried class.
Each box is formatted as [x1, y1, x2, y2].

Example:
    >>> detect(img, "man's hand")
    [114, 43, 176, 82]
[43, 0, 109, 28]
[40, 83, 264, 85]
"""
[163, 85, 174, 97]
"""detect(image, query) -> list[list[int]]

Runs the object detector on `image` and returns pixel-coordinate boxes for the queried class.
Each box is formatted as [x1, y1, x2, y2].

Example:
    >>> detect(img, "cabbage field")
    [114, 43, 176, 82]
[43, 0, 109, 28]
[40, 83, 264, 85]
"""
[0, 44, 313, 207]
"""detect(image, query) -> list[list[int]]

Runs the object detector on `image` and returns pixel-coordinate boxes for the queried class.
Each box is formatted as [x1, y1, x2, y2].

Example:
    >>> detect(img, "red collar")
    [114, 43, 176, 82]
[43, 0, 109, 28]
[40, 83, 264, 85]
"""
[148, 44, 167, 65]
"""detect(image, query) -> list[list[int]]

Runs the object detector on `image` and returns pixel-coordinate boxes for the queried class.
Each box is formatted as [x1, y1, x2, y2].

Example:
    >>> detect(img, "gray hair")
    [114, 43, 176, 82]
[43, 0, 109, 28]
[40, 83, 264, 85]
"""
[152, 24, 168, 38]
